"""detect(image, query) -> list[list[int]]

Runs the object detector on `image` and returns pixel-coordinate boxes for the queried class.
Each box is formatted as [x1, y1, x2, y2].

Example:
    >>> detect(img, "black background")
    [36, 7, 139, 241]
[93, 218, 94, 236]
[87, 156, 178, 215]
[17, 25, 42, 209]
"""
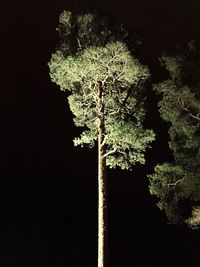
[1, 0, 200, 266]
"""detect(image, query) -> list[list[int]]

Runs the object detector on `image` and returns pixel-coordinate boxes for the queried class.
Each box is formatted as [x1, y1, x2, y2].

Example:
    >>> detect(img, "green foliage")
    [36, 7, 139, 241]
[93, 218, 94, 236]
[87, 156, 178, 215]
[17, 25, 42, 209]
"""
[105, 120, 155, 169]
[49, 41, 149, 91]
[56, 10, 128, 57]
[49, 10, 155, 170]
[149, 43, 200, 227]
[149, 163, 200, 224]
[186, 206, 200, 229]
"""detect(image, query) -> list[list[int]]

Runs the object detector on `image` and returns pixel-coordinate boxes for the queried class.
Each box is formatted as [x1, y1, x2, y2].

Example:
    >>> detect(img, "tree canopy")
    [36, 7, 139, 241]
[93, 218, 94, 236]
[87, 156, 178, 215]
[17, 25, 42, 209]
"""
[148, 42, 200, 228]
[48, 10, 155, 170]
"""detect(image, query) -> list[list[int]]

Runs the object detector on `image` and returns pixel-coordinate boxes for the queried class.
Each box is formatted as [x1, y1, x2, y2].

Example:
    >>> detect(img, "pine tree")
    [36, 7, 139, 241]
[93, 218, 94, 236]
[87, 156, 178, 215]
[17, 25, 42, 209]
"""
[48, 11, 155, 266]
[148, 42, 200, 228]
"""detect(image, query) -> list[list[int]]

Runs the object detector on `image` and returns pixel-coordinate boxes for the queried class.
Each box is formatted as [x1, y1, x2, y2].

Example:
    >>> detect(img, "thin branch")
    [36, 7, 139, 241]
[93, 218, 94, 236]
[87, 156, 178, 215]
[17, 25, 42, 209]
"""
[178, 98, 200, 121]
[76, 37, 82, 49]
[190, 112, 200, 121]
[108, 108, 120, 115]
[100, 135, 107, 149]
[103, 147, 117, 158]
[168, 178, 184, 189]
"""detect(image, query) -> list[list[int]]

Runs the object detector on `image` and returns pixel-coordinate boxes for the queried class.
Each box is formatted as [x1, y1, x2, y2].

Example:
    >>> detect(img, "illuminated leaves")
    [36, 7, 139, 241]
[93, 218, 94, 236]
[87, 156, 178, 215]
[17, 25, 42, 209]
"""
[48, 11, 154, 170]
[106, 121, 154, 169]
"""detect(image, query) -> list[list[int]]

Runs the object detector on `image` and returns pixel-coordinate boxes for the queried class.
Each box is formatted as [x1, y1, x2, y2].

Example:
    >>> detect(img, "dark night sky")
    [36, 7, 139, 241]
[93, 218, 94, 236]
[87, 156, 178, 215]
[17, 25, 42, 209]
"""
[1, 0, 200, 266]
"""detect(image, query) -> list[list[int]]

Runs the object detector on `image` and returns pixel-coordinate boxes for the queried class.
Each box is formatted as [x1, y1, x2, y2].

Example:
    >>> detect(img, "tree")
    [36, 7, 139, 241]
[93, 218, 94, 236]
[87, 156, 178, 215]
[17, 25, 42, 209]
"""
[148, 42, 200, 228]
[48, 11, 155, 266]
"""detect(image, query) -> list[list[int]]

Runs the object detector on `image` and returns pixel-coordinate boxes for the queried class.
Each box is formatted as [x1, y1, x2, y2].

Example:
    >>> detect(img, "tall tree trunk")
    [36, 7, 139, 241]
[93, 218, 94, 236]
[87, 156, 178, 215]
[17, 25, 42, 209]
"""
[98, 82, 108, 267]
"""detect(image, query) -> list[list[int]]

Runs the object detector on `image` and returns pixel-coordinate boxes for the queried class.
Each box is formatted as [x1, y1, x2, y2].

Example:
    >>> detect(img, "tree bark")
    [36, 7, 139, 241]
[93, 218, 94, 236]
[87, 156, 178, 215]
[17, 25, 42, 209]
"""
[98, 82, 108, 267]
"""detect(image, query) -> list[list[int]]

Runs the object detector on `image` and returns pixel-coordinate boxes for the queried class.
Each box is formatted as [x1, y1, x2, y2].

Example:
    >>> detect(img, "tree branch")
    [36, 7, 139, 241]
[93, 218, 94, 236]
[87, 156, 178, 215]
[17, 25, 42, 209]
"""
[178, 98, 200, 122]
[103, 147, 117, 158]
[107, 108, 120, 115]
[190, 112, 200, 121]
[76, 37, 82, 49]
[100, 135, 107, 149]
[168, 178, 184, 189]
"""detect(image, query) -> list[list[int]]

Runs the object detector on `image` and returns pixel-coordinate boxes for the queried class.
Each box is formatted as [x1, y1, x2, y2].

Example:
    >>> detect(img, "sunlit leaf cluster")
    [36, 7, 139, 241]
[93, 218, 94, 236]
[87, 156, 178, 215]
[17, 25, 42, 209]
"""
[49, 11, 154, 170]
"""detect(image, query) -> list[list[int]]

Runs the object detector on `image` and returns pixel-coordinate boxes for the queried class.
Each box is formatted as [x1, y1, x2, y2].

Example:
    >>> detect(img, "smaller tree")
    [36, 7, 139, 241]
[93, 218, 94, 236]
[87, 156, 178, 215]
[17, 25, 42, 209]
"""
[148, 42, 200, 227]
